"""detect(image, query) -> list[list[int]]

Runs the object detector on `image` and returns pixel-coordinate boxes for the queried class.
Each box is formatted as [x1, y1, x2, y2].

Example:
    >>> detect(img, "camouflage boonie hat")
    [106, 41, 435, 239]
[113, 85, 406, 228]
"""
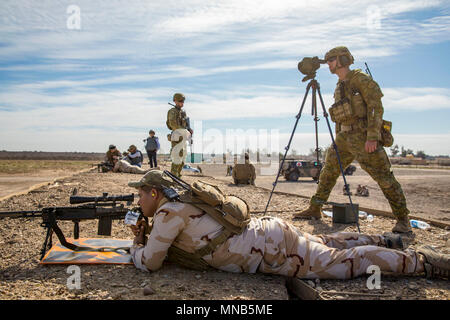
[173, 93, 185, 102]
[324, 46, 354, 66]
[128, 170, 174, 189]
[109, 144, 116, 149]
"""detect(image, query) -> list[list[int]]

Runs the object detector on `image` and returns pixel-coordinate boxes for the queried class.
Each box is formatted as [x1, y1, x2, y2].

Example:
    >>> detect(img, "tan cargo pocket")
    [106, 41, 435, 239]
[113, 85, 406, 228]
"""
[380, 120, 394, 147]
[329, 97, 353, 123]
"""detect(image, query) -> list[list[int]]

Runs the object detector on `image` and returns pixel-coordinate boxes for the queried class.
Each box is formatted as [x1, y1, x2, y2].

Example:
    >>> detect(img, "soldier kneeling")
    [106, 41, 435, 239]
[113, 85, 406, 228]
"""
[232, 153, 256, 186]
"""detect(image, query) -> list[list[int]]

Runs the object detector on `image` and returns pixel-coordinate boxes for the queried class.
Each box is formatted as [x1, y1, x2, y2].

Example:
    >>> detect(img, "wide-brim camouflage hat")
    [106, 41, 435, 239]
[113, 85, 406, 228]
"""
[128, 170, 174, 188]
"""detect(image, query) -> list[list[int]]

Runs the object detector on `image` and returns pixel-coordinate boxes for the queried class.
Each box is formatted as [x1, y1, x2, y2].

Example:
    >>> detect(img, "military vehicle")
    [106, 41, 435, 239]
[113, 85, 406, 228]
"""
[281, 160, 322, 181]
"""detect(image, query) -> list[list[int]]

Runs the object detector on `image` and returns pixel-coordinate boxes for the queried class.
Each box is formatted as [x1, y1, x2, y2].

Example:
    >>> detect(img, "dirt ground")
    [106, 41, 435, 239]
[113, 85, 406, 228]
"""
[200, 163, 450, 223]
[0, 163, 449, 300]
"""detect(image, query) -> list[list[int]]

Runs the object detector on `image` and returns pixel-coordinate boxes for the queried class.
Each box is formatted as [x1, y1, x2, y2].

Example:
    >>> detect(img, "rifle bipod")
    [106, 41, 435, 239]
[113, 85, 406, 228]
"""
[263, 78, 361, 233]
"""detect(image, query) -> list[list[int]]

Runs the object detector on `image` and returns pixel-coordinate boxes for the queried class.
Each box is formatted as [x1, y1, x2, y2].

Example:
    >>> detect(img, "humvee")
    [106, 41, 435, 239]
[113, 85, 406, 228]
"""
[281, 160, 322, 181]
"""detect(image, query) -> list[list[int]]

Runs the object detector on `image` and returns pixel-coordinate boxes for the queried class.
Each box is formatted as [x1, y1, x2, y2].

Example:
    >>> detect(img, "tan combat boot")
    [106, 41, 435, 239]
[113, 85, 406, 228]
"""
[417, 245, 450, 279]
[392, 216, 413, 234]
[293, 204, 322, 220]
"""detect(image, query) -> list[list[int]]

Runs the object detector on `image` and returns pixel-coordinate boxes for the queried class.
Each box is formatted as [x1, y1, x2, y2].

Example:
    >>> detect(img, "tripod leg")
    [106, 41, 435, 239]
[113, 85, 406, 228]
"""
[312, 81, 321, 166]
[264, 81, 313, 214]
[316, 84, 361, 233]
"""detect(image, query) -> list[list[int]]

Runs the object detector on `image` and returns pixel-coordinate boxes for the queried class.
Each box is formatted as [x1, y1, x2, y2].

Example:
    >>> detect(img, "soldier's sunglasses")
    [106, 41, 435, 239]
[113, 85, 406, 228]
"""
[326, 56, 337, 63]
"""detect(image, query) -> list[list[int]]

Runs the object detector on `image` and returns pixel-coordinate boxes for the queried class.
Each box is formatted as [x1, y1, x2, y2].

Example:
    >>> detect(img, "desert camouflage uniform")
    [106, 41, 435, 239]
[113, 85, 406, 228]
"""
[113, 159, 148, 174]
[130, 200, 423, 279]
[310, 69, 410, 219]
[167, 106, 188, 178]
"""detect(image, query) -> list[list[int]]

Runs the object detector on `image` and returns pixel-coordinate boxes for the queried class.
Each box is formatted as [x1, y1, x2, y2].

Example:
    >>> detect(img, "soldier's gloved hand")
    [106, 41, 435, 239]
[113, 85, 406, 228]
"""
[365, 140, 378, 153]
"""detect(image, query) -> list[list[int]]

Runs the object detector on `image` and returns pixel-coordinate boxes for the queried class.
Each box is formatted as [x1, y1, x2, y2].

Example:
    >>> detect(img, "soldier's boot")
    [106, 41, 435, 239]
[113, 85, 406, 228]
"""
[417, 245, 450, 279]
[382, 233, 404, 250]
[293, 204, 322, 220]
[392, 216, 413, 234]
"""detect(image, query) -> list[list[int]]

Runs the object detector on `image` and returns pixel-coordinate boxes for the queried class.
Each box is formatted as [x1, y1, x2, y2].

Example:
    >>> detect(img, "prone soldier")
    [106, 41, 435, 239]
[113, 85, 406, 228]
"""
[112, 156, 149, 174]
[127, 170, 449, 280]
[294, 46, 412, 234]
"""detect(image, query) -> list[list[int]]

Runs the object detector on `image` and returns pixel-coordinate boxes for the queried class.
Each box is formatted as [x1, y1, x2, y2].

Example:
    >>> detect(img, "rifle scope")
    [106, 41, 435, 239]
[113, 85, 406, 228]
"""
[70, 193, 134, 204]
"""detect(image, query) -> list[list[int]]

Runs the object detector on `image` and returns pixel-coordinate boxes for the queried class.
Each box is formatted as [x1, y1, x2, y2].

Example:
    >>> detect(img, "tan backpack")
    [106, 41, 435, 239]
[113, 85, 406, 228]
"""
[166, 180, 251, 270]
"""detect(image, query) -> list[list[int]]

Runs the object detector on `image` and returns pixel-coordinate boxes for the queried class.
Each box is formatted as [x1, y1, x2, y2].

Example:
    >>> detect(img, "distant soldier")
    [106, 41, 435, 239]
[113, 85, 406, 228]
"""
[105, 145, 121, 165]
[112, 156, 149, 174]
[356, 184, 369, 197]
[294, 46, 412, 234]
[126, 145, 144, 167]
[232, 153, 256, 185]
[166, 93, 192, 178]
[343, 184, 352, 196]
[143, 130, 160, 168]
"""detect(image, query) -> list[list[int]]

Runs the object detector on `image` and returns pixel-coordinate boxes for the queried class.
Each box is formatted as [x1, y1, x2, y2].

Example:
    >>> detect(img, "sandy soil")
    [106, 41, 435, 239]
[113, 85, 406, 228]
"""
[200, 163, 450, 223]
[0, 164, 449, 300]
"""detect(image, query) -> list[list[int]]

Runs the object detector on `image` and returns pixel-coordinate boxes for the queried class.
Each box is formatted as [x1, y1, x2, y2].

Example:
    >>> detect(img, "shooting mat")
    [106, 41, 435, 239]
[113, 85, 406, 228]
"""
[40, 238, 133, 265]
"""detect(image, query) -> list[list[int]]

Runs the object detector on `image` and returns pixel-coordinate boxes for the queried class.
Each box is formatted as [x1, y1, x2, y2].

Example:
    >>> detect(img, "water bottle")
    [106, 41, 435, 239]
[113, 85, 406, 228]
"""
[323, 210, 333, 218]
[367, 214, 374, 222]
[359, 211, 368, 219]
[410, 220, 431, 230]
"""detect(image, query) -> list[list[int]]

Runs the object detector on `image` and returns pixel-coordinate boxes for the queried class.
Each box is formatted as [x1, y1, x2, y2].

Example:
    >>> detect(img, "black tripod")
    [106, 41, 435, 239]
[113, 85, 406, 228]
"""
[264, 78, 361, 233]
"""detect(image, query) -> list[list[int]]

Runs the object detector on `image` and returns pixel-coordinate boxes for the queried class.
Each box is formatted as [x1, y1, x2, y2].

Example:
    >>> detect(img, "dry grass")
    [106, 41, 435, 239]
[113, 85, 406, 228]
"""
[0, 160, 94, 174]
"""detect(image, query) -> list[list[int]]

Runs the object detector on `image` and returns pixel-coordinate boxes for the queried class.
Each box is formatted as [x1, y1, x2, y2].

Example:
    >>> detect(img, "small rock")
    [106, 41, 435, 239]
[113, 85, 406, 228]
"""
[195, 275, 201, 279]
[335, 295, 346, 300]
[408, 284, 418, 290]
[143, 285, 155, 296]
[307, 280, 315, 288]
[446, 239, 450, 247]
[316, 286, 323, 292]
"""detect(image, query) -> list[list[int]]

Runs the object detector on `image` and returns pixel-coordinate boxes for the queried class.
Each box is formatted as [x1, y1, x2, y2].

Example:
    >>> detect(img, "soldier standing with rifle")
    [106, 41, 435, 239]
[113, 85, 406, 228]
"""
[294, 46, 412, 234]
[166, 93, 193, 178]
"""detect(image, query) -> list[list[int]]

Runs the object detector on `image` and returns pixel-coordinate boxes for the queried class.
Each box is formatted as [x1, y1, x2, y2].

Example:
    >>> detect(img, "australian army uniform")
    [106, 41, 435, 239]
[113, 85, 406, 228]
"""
[167, 93, 189, 178]
[295, 46, 411, 234]
[127, 171, 450, 280]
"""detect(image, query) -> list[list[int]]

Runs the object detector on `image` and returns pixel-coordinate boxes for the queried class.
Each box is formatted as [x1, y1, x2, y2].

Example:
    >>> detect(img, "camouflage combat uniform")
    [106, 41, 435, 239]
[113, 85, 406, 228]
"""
[310, 68, 410, 220]
[113, 159, 148, 174]
[105, 149, 121, 165]
[167, 105, 189, 178]
[130, 200, 424, 279]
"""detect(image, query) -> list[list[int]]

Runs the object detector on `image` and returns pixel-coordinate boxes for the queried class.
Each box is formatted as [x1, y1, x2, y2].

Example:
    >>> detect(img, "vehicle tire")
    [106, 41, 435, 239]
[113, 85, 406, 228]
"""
[288, 172, 300, 181]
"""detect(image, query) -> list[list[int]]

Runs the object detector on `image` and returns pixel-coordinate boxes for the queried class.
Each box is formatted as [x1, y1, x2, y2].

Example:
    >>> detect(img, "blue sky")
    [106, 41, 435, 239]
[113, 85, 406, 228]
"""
[0, 0, 449, 156]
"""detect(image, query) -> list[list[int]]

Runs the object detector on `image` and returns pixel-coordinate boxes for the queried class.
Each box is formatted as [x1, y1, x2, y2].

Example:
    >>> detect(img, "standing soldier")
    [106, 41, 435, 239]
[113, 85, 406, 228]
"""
[166, 93, 193, 178]
[294, 46, 412, 234]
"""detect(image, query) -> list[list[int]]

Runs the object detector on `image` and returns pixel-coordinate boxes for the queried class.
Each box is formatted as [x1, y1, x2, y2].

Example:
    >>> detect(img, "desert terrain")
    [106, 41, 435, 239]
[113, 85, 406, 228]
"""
[0, 161, 449, 300]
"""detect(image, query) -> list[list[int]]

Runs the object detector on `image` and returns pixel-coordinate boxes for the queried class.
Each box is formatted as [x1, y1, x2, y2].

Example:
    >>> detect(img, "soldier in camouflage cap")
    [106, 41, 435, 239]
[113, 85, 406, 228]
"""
[294, 46, 412, 234]
[166, 93, 192, 178]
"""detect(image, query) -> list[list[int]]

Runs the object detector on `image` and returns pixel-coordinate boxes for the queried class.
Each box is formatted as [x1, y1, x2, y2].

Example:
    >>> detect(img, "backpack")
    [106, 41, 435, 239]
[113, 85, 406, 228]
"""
[165, 180, 251, 270]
